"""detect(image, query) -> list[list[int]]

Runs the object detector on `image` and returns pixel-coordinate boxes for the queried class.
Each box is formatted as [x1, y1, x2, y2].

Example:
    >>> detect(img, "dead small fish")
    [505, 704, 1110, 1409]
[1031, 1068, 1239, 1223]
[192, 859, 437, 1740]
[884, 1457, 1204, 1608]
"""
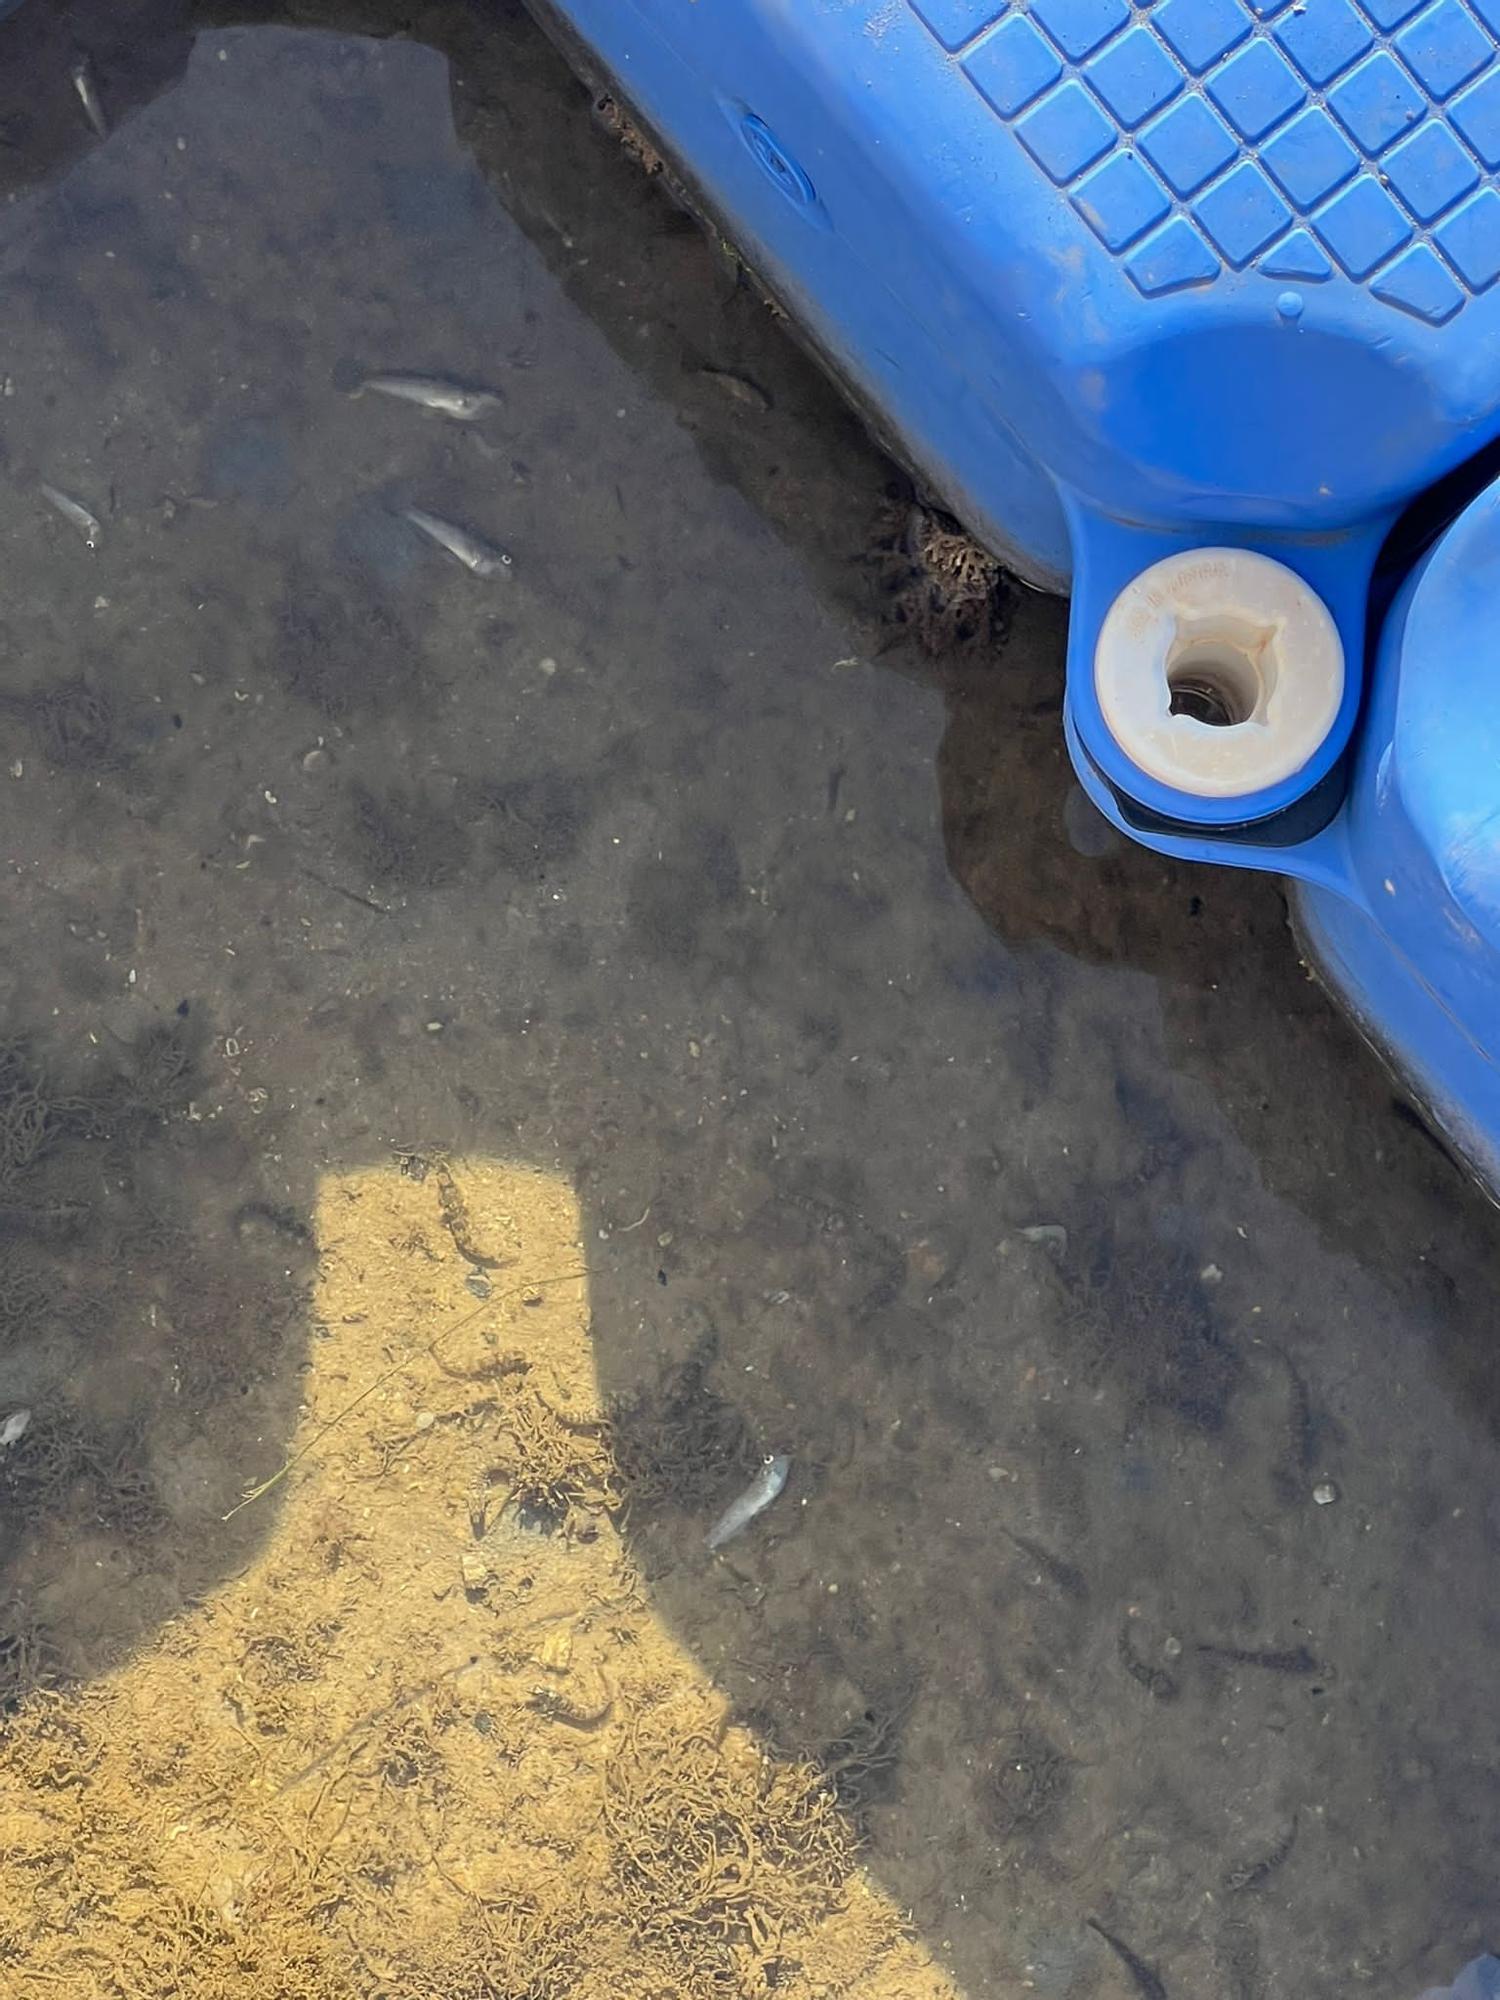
[1196, 1641, 1319, 1676]
[999, 1524, 1087, 1602]
[403, 507, 511, 578]
[359, 375, 502, 421]
[1223, 1812, 1299, 1893]
[697, 366, 771, 413]
[0, 1408, 31, 1449]
[1086, 1919, 1168, 2000]
[71, 59, 108, 141]
[40, 483, 102, 550]
[707, 1453, 789, 1551]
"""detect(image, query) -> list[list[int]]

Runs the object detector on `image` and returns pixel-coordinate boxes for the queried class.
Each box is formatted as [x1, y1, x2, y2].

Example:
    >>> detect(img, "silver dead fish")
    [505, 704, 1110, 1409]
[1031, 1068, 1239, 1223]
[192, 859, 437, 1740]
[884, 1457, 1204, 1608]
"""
[697, 366, 772, 413]
[359, 375, 502, 421]
[0, 1409, 31, 1449]
[71, 58, 109, 141]
[40, 483, 103, 550]
[404, 507, 511, 577]
[706, 1453, 789, 1552]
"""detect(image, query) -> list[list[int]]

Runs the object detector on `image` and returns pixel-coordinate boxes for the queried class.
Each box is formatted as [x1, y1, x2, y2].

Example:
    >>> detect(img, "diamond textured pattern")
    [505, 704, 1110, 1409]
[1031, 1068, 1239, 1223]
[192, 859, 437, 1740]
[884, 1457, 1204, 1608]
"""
[942, 0, 1500, 319]
[1273, 0, 1373, 85]
[1084, 26, 1183, 126]
[1016, 78, 1115, 178]
[1072, 149, 1173, 244]
[1260, 228, 1337, 276]
[965, 16, 1062, 116]
[1384, 117, 1480, 215]
[1030, 0, 1130, 57]
[1434, 182, 1500, 280]
[1138, 94, 1241, 192]
[1262, 105, 1360, 204]
[1328, 51, 1427, 150]
[1153, 0, 1252, 71]
[1206, 38, 1308, 138]
[1395, 0, 1492, 96]
[1315, 173, 1415, 272]
[1195, 160, 1294, 260]
[908, 0, 1010, 49]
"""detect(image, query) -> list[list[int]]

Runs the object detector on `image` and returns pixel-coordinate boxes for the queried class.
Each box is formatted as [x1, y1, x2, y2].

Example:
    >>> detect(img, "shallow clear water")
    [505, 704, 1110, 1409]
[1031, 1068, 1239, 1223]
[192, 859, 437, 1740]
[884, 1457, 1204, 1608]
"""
[0, 4, 1496, 1996]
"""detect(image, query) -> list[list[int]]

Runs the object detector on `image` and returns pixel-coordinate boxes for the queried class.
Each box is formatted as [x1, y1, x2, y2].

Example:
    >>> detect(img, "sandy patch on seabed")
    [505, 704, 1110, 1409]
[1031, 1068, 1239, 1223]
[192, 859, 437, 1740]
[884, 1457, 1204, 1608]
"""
[0, 1158, 957, 1999]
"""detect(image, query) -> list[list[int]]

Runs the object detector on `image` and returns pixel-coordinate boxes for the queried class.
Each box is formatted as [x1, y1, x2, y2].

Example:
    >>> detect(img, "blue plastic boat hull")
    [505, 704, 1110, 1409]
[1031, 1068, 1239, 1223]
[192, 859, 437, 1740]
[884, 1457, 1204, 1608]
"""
[527, 0, 1500, 1194]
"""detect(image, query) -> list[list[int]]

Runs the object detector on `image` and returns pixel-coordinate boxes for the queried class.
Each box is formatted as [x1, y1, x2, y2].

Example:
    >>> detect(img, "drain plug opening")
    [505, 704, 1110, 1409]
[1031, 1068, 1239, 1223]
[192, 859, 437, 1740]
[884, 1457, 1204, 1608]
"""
[1092, 549, 1345, 803]
[1165, 625, 1270, 728]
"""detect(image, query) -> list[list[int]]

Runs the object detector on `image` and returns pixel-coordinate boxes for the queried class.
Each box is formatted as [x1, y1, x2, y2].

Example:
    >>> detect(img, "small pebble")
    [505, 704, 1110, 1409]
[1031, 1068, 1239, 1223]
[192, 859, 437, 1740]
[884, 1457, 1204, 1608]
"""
[413, 1410, 436, 1432]
[1313, 1481, 1339, 1506]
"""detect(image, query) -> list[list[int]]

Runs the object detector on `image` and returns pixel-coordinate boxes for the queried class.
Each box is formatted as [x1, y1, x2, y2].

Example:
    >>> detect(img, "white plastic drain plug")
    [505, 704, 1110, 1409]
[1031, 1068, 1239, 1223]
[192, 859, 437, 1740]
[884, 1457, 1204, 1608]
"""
[1093, 549, 1344, 802]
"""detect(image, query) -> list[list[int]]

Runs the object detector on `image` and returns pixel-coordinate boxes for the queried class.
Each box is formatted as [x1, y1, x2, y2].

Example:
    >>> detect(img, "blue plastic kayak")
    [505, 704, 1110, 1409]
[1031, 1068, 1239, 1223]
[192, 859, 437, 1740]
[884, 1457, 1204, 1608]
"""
[528, 0, 1500, 1192]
